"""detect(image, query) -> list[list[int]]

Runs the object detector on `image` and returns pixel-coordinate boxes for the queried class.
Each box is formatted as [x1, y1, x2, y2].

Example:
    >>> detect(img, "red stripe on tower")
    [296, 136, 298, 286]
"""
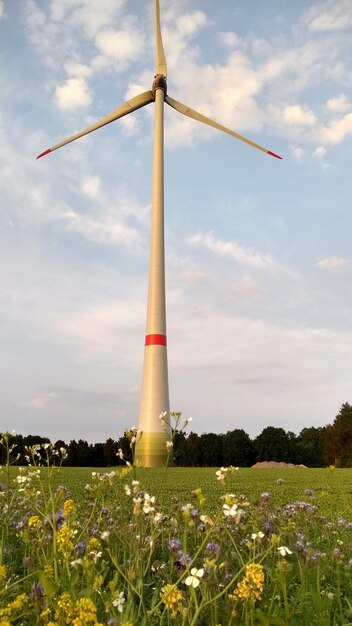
[145, 334, 167, 346]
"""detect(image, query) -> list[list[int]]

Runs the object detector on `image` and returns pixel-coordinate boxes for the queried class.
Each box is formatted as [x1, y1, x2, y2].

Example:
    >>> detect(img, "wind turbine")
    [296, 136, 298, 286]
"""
[37, 0, 281, 467]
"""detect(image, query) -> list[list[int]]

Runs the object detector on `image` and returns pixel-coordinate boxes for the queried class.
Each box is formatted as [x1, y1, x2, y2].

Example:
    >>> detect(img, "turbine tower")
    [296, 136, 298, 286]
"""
[37, 0, 281, 467]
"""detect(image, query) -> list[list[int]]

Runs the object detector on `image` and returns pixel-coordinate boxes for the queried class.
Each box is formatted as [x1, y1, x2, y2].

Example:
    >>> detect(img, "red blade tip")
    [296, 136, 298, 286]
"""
[267, 150, 282, 160]
[36, 149, 52, 159]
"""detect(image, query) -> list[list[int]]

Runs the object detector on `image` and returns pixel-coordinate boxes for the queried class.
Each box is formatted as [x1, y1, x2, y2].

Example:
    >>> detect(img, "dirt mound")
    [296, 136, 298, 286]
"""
[252, 461, 307, 469]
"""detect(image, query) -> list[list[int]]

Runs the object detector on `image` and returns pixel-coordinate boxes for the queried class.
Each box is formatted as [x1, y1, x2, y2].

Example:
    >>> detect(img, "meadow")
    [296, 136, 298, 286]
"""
[1, 432, 352, 625]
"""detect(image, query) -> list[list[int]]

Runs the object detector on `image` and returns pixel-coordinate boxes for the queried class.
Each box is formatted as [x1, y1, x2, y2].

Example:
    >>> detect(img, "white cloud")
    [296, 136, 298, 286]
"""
[313, 146, 327, 159]
[304, 0, 352, 32]
[317, 257, 350, 270]
[55, 77, 92, 110]
[94, 28, 144, 63]
[290, 145, 305, 160]
[175, 10, 208, 36]
[283, 105, 317, 127]
[81, 176, 100, 198]
[28, 392, 58, 410]
[61, 209, 142, 247]
[64, 62, 92, 78]
[231, 274, 264, 299]
[188, 233, 296, 277]
[326, 94, 351, 113]
[318, 112, 352, 144]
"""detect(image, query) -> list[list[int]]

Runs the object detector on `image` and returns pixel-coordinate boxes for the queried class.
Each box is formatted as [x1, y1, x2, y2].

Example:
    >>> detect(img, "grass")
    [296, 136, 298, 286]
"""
[45, 465, 352, 518]
[1, 432, 352, 625]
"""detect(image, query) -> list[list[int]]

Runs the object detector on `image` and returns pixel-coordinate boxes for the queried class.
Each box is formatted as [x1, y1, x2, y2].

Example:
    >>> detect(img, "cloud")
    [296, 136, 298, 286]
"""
[0, 1, 4, 19]
[94, 27, 145, 63]
[60, 209, 142, 247]
[304, 0, 352, 32]
[317, 257, 350, 270]
[313, 146, 327, 159]
[188, 232, 296, 276]
[318, 112, 352, 144]
[28, 392, 58, 410]
[290, 145, 306, 160]
[175, 10, 208, 36]
[326, 94, 351, 113]
[55, 77, 92, 110]
[231, 275, 265, 299]
[81, 176, 101, 198]
[64, 62, 92, 78]
[283, 105, 317, 127]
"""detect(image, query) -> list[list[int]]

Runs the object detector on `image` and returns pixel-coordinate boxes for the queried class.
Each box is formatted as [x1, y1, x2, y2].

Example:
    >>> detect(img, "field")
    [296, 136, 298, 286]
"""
[1, 442, 352, 625]
[54, 465, 352, 518]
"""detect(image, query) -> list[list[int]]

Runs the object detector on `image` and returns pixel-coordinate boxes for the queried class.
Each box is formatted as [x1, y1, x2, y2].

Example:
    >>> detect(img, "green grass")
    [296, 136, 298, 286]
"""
[42, 465, 352, 518]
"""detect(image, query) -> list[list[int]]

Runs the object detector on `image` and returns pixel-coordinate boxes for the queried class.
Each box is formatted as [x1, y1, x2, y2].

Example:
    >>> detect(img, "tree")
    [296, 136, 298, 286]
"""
[325, 403, 352, 467]
[254, 427, 293, 463]
[296, 427, 325, 467]
[222, 429, 255, 467]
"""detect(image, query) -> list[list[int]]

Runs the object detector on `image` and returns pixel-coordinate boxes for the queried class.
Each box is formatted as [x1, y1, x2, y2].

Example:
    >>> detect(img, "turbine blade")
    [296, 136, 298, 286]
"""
[36, 90, 154, 159]
[155, 0, 167, 77]
[165, 95, 282, 159]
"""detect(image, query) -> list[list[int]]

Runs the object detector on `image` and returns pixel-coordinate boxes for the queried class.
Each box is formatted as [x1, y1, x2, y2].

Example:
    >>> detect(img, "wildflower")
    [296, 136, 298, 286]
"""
[276, 478, 284, 485]
[73, 597, 100, 625]
[205, 541, 220, 555]
[117, 448, 124, 460]
[223, 503, 238, 517]
[142, 493, 156, 514]
[28, 515, 41, 529]
[231, 563, 264, 603]
[0, 564, 6, 580]
[57, 526, 75, 556]
[112, 591, 125, 613]
[169, 538, 182, 552]
[185, 567, 204, 588]
[161, 584, 185, 617]
[251, 531, 265, 541]
[63, 499, 76, 516]
[30, 582, 45, 608]
[277, 546, 292, 557]
[166, 440, 173, 452]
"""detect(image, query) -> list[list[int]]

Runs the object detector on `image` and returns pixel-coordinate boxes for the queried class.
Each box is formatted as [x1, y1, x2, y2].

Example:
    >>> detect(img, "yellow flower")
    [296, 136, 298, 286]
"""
[44, 564, 54, 578]
[63, 499, 76, 516]
[56, 526, 75, 556]
[161, 584, 185, 617]
[87, 537, 100, 553]
[231, 563, 264, 603]
[0, 564, 6, 581]
[55, 593, 75, 624]
[0, 594, 28, 620]
[28, 515, 42, 528]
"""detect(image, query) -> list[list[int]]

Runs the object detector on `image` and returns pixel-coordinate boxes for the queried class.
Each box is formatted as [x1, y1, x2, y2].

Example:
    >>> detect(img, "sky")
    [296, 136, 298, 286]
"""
[1, 0, 352, 445]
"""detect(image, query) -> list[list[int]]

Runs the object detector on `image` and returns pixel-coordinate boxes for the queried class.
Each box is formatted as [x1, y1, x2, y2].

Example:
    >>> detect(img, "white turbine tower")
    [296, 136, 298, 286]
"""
[37, 0, 281, 467]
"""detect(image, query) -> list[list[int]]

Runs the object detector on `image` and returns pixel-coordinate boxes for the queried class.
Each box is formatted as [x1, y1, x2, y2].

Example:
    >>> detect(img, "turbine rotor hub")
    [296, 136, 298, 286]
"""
[152, 75, 167, 98]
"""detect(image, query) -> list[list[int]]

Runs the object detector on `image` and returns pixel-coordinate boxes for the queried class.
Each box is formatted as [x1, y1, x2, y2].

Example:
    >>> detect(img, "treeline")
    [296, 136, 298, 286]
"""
[1, 402, 351, 468]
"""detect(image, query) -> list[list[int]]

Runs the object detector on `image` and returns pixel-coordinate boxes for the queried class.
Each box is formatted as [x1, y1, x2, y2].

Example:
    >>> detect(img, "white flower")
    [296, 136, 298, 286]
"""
[70, 558, 83, 567]
[142, 493, 156, 514]
[185, 567, 204, 588]
[166, 440, 173, 452]
[223, 503, 238, 517]
[251, 531, 265, 540]
[124, 485, 131, 496]
[112, 591, 125, 612]
[101, 531, 110, 541]
[278, 546, 292, 557]
[117, 448, 124, 460]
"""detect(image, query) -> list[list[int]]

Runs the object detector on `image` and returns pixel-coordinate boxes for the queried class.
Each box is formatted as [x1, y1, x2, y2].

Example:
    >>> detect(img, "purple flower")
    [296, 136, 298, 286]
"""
[75, 542, 86, 557]
[260, 492, 272, 503]
[205, 542, 220, 555]
[169, 538, 182, 552]
[30, 582, 45, 608]
[310, 550, 322, 561]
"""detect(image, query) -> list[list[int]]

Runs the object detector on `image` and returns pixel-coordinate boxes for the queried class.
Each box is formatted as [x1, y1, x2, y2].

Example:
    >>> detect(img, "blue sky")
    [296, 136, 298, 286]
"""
[1, 0, 352, 444]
